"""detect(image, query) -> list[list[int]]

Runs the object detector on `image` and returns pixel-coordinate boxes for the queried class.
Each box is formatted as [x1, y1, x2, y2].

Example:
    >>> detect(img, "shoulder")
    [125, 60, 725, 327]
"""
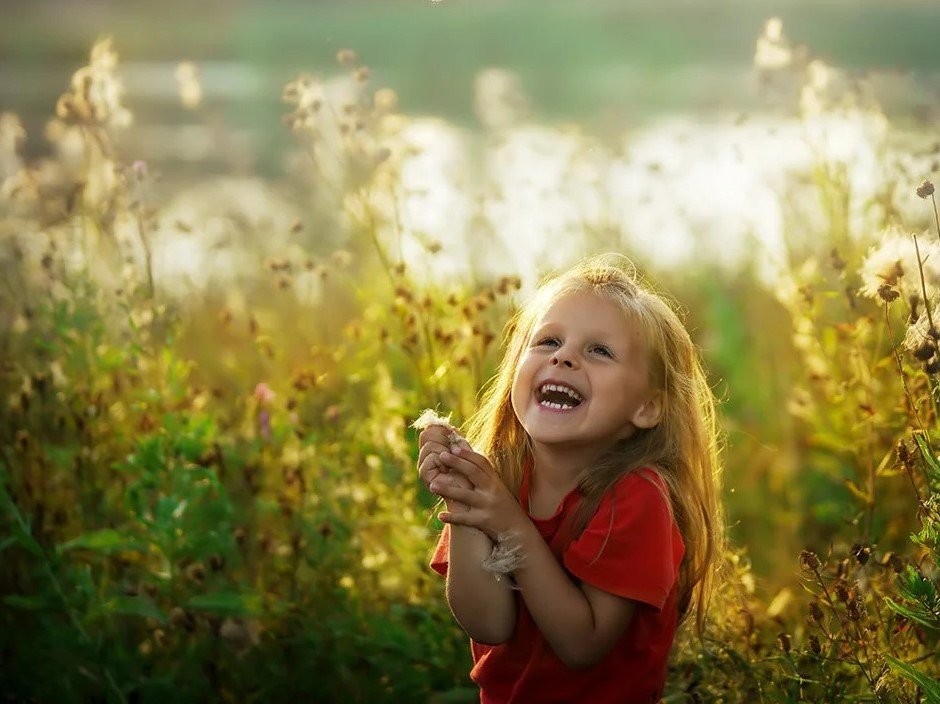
[607, 465, 671, 507]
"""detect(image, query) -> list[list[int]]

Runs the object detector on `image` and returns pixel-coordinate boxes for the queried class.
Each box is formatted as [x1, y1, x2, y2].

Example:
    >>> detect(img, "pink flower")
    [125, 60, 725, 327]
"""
[253, 382, 276, 405]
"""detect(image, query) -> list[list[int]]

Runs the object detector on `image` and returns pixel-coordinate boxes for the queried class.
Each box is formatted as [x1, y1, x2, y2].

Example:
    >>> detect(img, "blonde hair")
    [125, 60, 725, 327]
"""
[461, 253, 725, 636]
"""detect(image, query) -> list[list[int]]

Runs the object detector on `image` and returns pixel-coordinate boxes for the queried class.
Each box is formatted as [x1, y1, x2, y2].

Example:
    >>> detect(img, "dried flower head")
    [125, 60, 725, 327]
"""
[851, 543, 871, 566]
[859, 228, 940, 302]
[808, 634, 821, 655]
[877, 283, 899, 302]
[916, 179, 935, 199]
[800, 549, 821, 571]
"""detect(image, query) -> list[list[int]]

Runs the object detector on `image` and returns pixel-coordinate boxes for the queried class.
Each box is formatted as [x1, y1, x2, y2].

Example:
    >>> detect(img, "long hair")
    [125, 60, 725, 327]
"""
[461, 253, 725, 636]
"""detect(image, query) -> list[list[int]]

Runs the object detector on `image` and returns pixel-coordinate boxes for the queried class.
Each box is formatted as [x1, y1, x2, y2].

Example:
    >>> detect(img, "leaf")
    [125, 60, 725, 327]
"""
[914, 434, 940, 481]
[884, 598, 940, 631]
[186, 592, 261, 615]
[58, 529, 146, 555]
[885, 655, 940, 703]
[91, 596, 167, 623]
[3, 594, 57, 611]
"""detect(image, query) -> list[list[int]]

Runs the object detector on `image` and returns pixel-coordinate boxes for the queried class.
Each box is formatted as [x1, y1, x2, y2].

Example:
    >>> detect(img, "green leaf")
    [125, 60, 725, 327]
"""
[884, 598, 940, 631]
[58, 529, 146, 555]
[91, 596, 167, 623]
[914, 434, 940, 481]
[885, 655, 940, 703]
[186, 592, 261, 615]
[3, 593, 57, 611]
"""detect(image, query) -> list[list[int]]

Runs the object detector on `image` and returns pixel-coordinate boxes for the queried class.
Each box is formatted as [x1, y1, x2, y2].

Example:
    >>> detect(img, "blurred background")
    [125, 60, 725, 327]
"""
[4, 0, 940, 174]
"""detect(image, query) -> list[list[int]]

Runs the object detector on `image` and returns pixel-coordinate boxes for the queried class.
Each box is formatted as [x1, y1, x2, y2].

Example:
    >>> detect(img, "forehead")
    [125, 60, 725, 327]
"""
[534, 290, 637, 338]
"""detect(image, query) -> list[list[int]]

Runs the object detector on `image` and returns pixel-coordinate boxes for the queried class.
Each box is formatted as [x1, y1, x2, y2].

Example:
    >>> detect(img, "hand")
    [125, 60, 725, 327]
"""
[417, 425, 473, 513]
[431, 447, 529, 540]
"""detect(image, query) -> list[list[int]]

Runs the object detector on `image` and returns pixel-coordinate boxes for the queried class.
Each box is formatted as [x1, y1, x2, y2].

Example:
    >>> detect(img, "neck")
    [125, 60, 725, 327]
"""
[529, 442, 604, 495]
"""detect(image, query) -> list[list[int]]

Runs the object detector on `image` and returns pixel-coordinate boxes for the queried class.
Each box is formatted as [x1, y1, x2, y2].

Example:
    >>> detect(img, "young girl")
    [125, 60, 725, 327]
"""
[416, 254, 725, 703]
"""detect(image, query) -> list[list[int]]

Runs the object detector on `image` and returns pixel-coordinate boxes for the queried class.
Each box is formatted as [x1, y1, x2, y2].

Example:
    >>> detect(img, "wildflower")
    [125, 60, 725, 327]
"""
[808, 635, 821, 655]
[877, 283, 899, 302]
[354, 67, 371, 83]
[834, 582, 849, 603]
[846, 595, 865, 622]
[809, 601, 823, 622]
[859, 228, 940, 301]
[851, 543, 871, 565]
[800, 549, 821, 571]
[917, 180, 935, 199]
[777, 632, 791, 655]
[253, 382, 276, 405]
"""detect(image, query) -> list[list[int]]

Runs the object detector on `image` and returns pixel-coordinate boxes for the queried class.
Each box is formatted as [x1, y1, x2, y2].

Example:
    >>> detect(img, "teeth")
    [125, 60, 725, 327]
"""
[539, 383, 582, 403]
[540, 399, 574, 410]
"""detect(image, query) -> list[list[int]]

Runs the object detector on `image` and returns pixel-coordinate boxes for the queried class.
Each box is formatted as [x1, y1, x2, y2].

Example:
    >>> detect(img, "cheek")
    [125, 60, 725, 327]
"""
[510, 358, 533, 413]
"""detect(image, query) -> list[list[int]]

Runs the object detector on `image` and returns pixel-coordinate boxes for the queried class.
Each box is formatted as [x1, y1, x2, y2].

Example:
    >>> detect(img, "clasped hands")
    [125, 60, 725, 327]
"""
[417, 425, 528, 540]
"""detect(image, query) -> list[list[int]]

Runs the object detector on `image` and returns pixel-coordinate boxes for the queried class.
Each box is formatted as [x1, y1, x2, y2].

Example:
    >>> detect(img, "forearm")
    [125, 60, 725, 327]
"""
[512, 522, 603, 668]
[446, 525, 517, 644]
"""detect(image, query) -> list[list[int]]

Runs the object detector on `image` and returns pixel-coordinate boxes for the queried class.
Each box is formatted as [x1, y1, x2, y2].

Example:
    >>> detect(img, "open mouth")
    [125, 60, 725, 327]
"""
[536, 382, 584, 411]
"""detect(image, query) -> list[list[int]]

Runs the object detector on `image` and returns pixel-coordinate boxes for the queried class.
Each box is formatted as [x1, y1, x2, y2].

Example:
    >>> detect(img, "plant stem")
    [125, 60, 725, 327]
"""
[911, 233, 935, 335]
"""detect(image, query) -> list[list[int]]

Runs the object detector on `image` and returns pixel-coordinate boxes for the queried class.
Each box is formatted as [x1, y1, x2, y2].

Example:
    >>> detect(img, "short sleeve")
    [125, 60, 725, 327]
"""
[429, 523, 449, 577]
[563, 470, 683, 610]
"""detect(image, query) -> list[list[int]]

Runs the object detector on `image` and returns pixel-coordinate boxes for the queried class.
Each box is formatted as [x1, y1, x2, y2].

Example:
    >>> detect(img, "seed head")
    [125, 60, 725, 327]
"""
[851, 543, 871, 565]
[809, 601, 823, 622]
[877, 283, 899, 302]
[808, 634, 821, 655]
[800, 549, 821, 571]
[914, 341, 935, 361]
[847, 595, 865, 622]
[916, 180, 935, 199]
[834, 582, 849, 603]
[777, 632, 791, 655]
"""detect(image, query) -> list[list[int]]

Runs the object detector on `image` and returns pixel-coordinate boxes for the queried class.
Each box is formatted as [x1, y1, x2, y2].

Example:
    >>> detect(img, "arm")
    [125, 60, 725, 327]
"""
[512, 520, 636, 668]
[432, 447, 637, 668]
[445, 524, 518, 645]
[417, 428, 517, 644]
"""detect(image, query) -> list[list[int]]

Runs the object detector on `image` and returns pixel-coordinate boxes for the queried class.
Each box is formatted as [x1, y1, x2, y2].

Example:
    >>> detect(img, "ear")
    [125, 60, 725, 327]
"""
[631, 390, 663, 429]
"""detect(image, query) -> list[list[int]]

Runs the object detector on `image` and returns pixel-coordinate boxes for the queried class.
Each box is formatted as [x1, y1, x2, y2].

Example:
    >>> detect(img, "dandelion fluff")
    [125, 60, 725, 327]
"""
[858, 228, 940, 301]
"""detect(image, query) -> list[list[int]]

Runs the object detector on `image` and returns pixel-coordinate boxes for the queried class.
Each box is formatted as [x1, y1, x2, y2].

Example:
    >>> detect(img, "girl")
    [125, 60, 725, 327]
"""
[416, 254, 725, 703]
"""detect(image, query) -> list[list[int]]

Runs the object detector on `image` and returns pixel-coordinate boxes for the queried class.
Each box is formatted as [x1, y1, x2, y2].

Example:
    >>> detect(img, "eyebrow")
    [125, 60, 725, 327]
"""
[531, 322, 620, 345]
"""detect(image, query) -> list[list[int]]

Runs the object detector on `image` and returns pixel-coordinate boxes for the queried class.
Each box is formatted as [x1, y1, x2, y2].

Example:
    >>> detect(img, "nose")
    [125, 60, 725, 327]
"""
[550, 351, 576, 369]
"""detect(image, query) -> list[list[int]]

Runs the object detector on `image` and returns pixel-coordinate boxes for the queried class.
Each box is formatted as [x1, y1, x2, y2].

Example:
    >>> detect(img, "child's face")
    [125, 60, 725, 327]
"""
[510, 290, 661, 459]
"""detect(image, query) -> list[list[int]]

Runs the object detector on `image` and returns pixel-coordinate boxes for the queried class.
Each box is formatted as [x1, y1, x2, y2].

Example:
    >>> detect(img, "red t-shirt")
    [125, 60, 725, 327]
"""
[430, 462, 685, 704]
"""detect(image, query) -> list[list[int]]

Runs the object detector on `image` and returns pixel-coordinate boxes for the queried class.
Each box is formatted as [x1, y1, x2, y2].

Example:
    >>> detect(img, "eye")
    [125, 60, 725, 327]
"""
[592, 345, 613, 358]
[536, 336, 559, 347]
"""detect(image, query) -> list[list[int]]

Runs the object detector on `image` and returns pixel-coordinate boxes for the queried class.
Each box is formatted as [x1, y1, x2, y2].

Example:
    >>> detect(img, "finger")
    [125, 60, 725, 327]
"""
[429, 480, 476, 506]
[439, 450, 487, 485]
[439, 511, 477, 528]
[418, 456, 442, 486]
[417, 440, 447, 466]
[418, 427, 450, 447]
[451, 447, 495, 476]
